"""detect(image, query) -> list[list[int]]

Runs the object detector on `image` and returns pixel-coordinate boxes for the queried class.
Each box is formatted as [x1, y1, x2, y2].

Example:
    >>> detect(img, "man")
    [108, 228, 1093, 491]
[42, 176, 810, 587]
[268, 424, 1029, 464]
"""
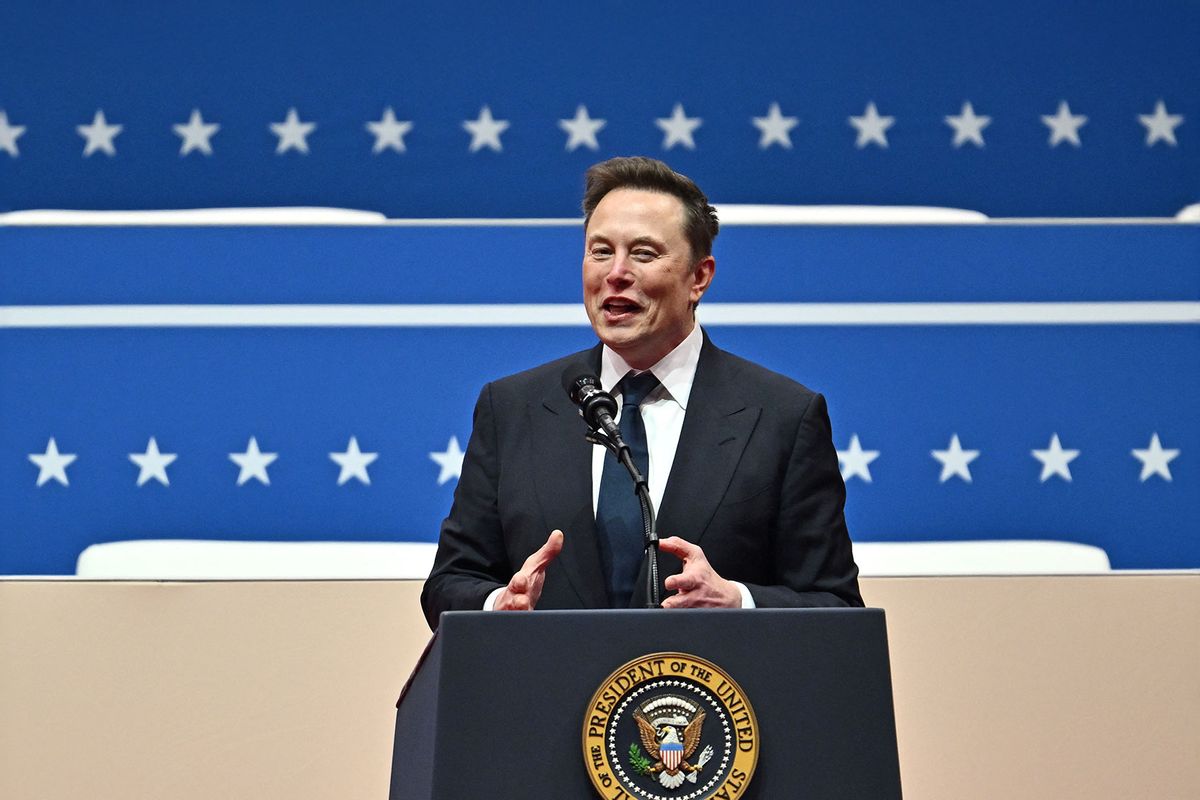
[421, 157, 861, 630]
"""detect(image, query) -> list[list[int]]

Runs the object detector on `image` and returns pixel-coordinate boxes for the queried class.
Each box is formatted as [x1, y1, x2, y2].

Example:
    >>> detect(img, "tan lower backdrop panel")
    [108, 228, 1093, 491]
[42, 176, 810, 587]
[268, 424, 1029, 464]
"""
[1, 575, 1195, 800]
[861, 575, 1197, 799]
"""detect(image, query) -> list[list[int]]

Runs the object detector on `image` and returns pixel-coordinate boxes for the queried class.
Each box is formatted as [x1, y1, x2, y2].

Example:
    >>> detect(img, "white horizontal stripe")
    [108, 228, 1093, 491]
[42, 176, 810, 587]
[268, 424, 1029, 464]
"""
[0, 302, 1196, 328]
[0, 304, 589, 327]
[699, 302, 1200, 325]
[5, 213, 1191, 227]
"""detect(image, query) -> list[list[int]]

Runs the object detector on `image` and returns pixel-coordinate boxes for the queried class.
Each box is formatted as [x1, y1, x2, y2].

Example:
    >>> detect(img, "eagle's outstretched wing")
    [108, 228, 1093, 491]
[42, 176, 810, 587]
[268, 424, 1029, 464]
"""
[681, 711, 706, 759]
[634, 712, 659, 758]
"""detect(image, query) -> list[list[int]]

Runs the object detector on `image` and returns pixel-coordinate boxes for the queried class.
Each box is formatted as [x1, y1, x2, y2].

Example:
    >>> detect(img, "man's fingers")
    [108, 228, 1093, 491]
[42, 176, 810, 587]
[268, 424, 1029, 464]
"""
[523, 529, 565, 573]
[665, 573, 696, 593]
[659, 536, 738, 608]
[497, 531, 564, 613]
[658, 536, 701, 561]
[510, 534, 560, 593]
[497, 591, 531, 611]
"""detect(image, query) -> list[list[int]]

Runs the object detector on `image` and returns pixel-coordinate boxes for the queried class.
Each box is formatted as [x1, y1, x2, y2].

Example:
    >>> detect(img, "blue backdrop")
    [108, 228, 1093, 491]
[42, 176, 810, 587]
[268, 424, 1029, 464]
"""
[1, 224, 1196, 574]
[1, 1, 1197, 217]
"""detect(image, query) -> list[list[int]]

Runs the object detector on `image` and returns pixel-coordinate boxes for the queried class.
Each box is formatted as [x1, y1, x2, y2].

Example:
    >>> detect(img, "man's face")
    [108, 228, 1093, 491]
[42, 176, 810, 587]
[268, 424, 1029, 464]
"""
[583, 188, 715, 370]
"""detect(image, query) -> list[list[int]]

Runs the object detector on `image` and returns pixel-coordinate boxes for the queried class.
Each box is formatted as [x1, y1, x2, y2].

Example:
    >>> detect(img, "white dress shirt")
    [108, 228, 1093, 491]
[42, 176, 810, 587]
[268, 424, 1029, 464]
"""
[593, 322, 702, 519]
[487, 322, 753, 608]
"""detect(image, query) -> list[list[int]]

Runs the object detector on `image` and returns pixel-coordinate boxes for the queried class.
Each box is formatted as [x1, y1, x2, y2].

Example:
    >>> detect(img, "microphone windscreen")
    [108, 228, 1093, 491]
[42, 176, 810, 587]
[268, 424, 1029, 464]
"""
[562, 363, 599, 403]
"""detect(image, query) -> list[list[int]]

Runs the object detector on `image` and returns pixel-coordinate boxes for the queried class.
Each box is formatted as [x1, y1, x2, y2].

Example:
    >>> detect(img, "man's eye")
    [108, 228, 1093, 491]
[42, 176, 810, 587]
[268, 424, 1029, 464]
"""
[632, 249, 657, 261]
[590, 246, 612, 258]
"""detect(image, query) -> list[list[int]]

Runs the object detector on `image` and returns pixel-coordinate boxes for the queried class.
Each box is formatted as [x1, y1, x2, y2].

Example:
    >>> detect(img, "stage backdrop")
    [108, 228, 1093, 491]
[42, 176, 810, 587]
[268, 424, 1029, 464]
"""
[1, 223, 1196, 575]
[0, 2, 1197, 217]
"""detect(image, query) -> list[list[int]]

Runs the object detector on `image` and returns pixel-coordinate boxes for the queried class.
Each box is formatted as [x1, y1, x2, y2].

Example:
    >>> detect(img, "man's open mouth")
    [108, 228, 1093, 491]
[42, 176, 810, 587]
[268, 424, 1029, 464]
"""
[602, 299, 642, 316]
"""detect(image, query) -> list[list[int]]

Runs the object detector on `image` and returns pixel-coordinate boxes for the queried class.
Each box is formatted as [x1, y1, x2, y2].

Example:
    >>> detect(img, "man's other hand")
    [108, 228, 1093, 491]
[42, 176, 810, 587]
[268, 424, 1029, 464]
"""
[659, 536, 741, 608]
[494, 530, 565, 611]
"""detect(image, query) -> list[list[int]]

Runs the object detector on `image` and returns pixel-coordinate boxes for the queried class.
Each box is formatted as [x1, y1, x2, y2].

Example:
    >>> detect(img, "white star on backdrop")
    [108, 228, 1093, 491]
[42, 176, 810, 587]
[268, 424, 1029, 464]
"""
[944, 101, 991, 148]
[1138, 100, 1184, 147]
[0, 110, 26, 157]
[229, 437, 278, 486]
[1131, 433, 1179, 482]
[1031, 433, 1079, 483]
[931, 434, 979, 483]
[429, 436, 465, 485]
[129, 437, 178, 487]
[28, 438, 77, 487]
[1041, 101, 1087, 147]
[463, 106, 509, 152]
[655, 103, 702, 150]
[329, 436, 378, 485]
[172, 109, 220, 156]
[848, 102, 894, 149]
[836, 435, 880, 483]
[366, 107, 413, 153]
[270, 108, 316, 154]
[77, 109, 123, 157]
[558, 105, 606, 151]
[752, 102, 799, 149]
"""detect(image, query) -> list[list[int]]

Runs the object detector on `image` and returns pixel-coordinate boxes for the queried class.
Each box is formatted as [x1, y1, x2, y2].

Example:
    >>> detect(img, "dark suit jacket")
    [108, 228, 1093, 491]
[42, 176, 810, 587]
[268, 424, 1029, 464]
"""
[421, 333, 862, 629]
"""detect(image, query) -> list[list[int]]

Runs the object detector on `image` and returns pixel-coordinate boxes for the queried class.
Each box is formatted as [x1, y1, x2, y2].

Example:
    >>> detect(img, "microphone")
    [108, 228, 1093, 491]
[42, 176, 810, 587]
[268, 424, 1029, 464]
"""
[562, 363, 661, 609]
[562, 366, 623, 446]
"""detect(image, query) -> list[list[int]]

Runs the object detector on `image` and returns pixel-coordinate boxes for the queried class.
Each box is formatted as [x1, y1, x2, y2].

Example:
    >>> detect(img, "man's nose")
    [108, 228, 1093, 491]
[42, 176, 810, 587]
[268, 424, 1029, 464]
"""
[605, 253, 634, 284]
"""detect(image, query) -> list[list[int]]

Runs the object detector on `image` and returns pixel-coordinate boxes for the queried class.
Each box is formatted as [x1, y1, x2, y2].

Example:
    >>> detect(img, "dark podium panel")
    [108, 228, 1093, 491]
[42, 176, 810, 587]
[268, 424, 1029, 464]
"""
[391, 609, 901, 799]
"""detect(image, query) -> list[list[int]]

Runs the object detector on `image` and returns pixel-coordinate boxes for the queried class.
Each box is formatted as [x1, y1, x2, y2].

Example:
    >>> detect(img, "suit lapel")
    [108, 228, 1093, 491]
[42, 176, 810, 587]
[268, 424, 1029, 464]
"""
[528, 346, 609, 608]
[655, 337, 762, 553]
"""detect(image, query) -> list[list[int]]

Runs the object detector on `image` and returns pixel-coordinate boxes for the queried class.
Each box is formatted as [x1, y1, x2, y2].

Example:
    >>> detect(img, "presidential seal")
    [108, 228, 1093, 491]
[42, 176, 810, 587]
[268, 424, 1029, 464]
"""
[582, 652, 759, 800]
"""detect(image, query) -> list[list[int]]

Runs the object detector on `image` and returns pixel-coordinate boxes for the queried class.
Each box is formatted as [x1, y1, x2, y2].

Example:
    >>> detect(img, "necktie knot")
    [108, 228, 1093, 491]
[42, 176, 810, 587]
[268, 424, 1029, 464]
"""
[620, 372, 660, 410]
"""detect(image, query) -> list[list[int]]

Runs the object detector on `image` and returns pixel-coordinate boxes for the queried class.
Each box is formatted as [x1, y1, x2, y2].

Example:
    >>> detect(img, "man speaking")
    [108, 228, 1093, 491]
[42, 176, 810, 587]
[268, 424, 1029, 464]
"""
[421, 157, 861, 630]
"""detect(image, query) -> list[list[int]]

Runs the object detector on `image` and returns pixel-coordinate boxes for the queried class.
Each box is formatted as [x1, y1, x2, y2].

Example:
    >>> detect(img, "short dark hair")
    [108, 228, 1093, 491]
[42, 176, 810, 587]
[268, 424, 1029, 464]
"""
[582, 156, 719, 260]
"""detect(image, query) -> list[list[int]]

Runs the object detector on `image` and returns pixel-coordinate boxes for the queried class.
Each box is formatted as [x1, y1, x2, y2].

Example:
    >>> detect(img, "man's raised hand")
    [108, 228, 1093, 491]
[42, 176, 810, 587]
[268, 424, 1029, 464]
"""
[494, 530, 564, 611]
[659, 536, 742, 608]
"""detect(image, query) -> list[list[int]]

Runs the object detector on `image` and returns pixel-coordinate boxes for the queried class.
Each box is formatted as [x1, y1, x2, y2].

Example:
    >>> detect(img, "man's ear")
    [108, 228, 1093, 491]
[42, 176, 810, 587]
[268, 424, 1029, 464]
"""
[690, 256, 715, 304]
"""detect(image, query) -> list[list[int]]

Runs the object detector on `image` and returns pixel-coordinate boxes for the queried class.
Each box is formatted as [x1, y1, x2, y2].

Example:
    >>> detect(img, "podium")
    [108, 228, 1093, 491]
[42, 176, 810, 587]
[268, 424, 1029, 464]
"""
[390, 609, 901, 799]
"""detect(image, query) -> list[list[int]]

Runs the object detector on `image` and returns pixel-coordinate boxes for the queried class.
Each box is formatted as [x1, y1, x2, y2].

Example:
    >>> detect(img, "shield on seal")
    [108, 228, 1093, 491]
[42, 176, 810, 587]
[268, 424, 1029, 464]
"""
[661, 740, 683, 772]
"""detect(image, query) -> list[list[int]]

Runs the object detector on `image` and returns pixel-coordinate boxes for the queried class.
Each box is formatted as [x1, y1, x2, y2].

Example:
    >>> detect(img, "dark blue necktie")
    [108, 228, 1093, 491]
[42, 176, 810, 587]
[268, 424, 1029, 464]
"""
[595, 371, 660, 607]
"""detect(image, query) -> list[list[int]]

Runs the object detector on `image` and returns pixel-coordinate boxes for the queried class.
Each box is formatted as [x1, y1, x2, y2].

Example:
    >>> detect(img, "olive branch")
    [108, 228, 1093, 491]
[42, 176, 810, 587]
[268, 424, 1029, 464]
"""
[628, 743, 653, 776]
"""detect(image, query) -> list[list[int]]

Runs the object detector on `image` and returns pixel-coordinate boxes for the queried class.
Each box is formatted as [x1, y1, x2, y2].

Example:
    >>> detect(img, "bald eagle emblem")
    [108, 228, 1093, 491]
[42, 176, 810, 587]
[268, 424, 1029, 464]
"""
[631, 695, 715, 790]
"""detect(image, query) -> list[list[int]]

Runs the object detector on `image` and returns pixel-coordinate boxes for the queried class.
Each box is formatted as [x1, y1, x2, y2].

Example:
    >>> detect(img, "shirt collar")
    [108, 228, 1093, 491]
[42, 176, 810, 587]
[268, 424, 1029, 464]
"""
[599, 323, 703, 410]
